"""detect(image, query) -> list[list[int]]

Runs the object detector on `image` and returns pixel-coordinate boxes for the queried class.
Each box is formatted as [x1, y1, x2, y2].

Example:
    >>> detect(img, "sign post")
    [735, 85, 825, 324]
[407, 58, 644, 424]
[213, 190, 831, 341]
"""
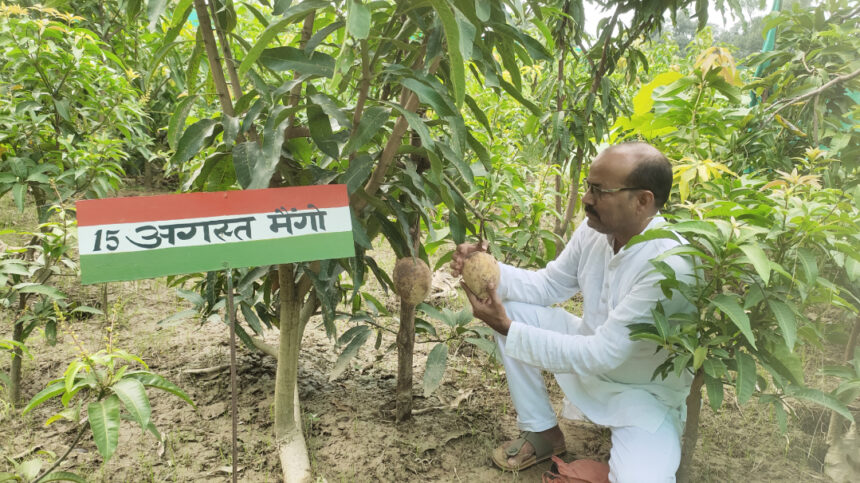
[77, 185, 355, 481]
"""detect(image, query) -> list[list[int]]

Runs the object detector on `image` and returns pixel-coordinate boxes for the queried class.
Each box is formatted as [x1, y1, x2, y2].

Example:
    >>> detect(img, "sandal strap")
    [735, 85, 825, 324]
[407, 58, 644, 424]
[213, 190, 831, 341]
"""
[505, 431, 554, 459]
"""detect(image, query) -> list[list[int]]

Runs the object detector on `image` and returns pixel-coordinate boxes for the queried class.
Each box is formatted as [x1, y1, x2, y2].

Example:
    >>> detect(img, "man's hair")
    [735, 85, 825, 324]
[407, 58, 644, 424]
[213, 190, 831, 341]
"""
[606, 142, 673, 208]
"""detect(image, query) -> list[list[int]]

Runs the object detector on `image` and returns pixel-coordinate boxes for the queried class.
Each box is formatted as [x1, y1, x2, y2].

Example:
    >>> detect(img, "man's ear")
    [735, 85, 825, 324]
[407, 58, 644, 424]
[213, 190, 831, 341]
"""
[637, 189, 655, 209]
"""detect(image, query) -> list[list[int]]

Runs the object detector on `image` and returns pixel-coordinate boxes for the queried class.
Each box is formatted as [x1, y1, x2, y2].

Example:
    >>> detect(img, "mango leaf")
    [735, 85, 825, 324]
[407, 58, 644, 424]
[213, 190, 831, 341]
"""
[347, 0, 370, 39]
[305, 20, 345, 55]
[166, 95, 198, 150]
[123, 371, 195, 408]
[704, 372, 724, 411]
[711, 294, 755, 349]
[795, 247, 818, 284]
[172, 118, 220, 165]
[786, 386, 854, 423]
[329, 325, 371, 381]
[763, 342, 803, 385]
[386, 101, 434, 150]
[260, 46, 335, 77]
[423, 343, 448, 397]
[465, 336, 498, 357]
[13, 283, 65, 300]
[475, 0, 490, 22]
[307, 98, 339, 158]
[341, 153, 373, 195]
[111, 378, 152, 430]
[308, 92, 351, 129]
[342, 106, 389, 156]
[735, 351, 756, 404]
[401, 78, 455, 117]
[767, 299, 796, 350]
[237, 0, 331, 76]
[22, 381, 65, 415]
[429, 0, 464, 108]
[147, 0, 168, 31]
[498, 78, 540, 116]
[13, 183, 26, 212]
[739, 243, 771, 285]
[88, 395, 121, 461]
[40, 472, 88, 483]
[693, 346, 707, 370]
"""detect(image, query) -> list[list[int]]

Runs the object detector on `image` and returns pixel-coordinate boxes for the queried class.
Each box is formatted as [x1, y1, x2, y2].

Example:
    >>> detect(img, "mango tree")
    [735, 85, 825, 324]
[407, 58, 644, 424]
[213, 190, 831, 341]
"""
[614, 8, 860, 479]
[0, 5, 149, 405]
[149, 1, 556, 479]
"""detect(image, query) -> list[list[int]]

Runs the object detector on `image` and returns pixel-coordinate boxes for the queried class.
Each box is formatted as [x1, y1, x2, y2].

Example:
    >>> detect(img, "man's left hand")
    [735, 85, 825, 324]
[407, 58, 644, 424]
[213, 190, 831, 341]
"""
[462, 281, 512, 336]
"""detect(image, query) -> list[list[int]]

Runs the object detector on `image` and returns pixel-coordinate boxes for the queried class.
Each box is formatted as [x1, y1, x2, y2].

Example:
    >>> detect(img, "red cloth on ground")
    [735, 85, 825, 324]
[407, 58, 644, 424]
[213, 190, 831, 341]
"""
[541, 456, 610, 483]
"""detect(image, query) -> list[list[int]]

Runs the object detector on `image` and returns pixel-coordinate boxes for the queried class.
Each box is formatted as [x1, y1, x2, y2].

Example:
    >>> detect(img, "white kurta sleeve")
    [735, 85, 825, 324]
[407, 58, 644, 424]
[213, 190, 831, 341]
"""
[503, 268, 671, 375]
[496, 224, 585, 306]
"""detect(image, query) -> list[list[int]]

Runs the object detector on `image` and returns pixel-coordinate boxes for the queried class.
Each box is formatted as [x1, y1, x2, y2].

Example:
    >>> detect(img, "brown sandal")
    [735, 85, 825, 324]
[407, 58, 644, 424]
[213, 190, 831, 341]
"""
[492, 431, 565, 471]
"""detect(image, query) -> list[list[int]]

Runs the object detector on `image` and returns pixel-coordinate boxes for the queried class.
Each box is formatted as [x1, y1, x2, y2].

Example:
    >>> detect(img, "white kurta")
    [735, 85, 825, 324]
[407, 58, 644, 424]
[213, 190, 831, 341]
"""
[496, 216, 695, 434]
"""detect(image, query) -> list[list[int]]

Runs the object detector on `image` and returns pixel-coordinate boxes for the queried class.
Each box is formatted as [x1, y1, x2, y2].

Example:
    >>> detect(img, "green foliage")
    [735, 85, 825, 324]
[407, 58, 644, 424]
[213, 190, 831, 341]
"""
[0, 5, 151, 219]
[21, 307, 193, 474]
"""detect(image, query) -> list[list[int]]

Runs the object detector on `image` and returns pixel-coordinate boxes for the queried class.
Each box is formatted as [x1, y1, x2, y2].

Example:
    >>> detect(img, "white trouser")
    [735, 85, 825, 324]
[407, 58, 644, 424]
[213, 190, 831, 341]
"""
[495, 301, 681, 483]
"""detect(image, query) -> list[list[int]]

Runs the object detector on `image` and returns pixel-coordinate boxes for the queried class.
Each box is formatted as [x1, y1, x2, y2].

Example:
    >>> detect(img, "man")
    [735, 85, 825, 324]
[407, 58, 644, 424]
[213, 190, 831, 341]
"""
[451, 142, 694, 482]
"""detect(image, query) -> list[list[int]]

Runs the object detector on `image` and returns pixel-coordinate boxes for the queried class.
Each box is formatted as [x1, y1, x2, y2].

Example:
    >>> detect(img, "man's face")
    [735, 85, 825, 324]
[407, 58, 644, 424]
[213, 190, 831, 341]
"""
[581, 150, 643, 238]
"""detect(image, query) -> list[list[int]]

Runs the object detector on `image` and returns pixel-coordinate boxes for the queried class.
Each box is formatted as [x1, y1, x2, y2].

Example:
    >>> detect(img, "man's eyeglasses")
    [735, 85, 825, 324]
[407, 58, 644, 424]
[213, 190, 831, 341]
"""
[583, 181, 645, 198]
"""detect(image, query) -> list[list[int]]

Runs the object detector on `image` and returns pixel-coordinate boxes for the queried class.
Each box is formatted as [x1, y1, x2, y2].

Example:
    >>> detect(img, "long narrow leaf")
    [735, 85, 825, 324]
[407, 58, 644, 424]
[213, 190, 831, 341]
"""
[111, 378, 152, 430]
[123, 372, 195, 408]
[88, 396, 121, 461]
[712, 294, 756, 349]
[22, 381, 65, 415]
[735, 351, 756, 404]
[422, 343, 448, 397]
[429, 0, 464, 108]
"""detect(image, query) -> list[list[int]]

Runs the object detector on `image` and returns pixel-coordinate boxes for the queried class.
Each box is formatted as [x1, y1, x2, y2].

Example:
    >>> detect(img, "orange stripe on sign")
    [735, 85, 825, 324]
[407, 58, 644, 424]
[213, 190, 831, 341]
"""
[77, 185, 349, 226]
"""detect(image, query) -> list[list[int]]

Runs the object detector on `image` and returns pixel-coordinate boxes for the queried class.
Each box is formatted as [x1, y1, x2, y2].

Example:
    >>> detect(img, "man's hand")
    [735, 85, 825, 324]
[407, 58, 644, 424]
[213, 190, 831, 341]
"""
[462, 281, 511, 336]
[449, 241, 489, 277]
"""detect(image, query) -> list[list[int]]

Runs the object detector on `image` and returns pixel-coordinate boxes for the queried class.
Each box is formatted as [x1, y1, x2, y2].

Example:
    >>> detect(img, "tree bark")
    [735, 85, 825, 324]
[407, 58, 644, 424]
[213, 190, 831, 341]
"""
[677, 368, 705, 483]
[192, 0, 235, 117]
[272, 264, 312, 483]
[826, 315, 860, 444]
[395, 302, 416, 421]
[10, 318, 23, 405]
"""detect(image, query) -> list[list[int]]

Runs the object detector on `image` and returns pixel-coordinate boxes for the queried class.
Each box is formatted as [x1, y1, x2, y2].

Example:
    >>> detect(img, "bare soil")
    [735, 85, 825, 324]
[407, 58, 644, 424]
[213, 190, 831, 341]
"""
[0, 190, 851, 482]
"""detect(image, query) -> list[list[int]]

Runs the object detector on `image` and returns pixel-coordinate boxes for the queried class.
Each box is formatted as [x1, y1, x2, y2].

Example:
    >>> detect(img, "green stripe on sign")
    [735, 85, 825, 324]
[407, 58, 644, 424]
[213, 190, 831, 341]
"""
[80, 231, 355, 284]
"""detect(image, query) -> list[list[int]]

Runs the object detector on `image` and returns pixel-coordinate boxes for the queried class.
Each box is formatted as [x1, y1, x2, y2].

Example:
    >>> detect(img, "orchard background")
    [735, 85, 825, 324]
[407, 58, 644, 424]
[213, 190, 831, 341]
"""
[1, 1, 858, 482]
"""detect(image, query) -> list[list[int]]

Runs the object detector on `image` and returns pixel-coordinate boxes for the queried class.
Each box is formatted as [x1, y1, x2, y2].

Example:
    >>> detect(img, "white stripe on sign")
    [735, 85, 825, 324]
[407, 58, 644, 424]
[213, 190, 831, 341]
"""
[78, 206, 352, 255]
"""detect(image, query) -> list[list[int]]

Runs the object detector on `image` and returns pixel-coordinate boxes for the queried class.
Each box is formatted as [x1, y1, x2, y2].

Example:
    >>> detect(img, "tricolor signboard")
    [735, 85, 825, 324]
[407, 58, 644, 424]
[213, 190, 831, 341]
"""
[77, 185, 355, 284]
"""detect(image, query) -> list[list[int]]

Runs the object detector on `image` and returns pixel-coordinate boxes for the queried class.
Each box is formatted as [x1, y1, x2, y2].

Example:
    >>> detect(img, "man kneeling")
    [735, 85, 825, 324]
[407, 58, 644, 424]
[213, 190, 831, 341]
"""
[451, 142, 695, 482]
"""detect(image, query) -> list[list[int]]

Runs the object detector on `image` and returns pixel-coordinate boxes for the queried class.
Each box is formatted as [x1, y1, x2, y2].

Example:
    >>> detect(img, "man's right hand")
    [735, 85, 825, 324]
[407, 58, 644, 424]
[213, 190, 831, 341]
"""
[449, 240, 489, 277]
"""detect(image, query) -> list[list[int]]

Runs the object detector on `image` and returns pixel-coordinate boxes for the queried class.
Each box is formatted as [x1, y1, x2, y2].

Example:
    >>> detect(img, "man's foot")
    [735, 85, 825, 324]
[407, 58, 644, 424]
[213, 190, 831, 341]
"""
[492, 425, 566, 471]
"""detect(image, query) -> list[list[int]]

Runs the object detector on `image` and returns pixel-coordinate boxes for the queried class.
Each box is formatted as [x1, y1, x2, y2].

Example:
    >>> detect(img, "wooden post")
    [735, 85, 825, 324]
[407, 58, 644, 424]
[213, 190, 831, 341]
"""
[225, 267, 239, 483]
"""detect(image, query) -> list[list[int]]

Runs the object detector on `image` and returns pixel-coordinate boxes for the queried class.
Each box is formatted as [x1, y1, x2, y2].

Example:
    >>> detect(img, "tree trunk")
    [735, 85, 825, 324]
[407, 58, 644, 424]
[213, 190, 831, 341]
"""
[826, 315, 860, 444]
[395, 302, 416, 421]
[677, 368, 705, 483]
[9, 318, 23, 405]
[273, 264, 311, 483]
[555, 148, 585, 237]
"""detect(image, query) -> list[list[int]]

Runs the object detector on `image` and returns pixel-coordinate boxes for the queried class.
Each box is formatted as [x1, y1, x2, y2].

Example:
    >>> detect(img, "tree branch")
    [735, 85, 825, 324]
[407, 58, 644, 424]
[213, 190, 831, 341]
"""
[766, 67, 860, 122]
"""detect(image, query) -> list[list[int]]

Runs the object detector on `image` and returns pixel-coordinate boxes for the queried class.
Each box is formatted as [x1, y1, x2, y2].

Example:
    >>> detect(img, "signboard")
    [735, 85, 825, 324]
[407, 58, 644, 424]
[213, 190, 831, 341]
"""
[77, 185, 355, 284]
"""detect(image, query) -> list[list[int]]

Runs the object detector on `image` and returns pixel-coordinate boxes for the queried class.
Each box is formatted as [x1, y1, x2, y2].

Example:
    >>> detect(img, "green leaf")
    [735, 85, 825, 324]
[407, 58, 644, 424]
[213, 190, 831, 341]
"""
[22, 381, 65, 415]
[88, 395, 121, 461]
[147, 0, 168, 31]
[111, 378, 152, 430]
[12, 183, 25, 212]
[167, 95, 198, 151]
[475, 0, 490, 22]
[764, 343, 803, 385]
[498, 78, 540, 116]
[329, 325, 371, 381]
[786, 386, 854, 423]
[237, 0, 331, 76]
[735, 351, 756, 404]
[401, 78, 455, 117]
[423, 343, 448, 397]
[123, 372, 195, 408]
[465, 336, 498, 357]
[693, 346, 707, 370]
[767, 299, 796, 351]
[795, 248, 818, 284]
[341, 153, 373, 195]
[40, 471, 88, 483]
[306, 97, 339, 158]
[704, 372, 724, 411]
[386, 101, 434, 151]
[260, 46, 335, 77]
[347, 0, 370, 40]
[342, 106, 389, 156]
[739, 243, 771, 285]
[711, 294, 755, 349]
[429, 0, 464, 108]
[671, 220, 720, 238]
[172, 118, 220, 165]
[308, 92, 351, 129]
[13, 283, 66, 300]
[19, 459, 41, 481]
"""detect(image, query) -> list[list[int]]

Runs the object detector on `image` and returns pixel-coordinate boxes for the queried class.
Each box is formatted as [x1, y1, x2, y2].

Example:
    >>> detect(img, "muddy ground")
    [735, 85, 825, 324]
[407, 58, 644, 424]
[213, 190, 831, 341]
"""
[0, 190, 852, 482]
